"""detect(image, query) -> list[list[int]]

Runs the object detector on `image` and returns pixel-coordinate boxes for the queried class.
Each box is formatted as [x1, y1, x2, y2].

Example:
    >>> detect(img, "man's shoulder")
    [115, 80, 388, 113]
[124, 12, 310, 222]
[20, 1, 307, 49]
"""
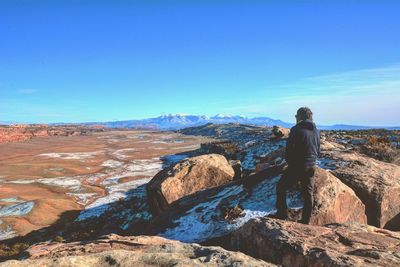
[290, 124, 299, 131]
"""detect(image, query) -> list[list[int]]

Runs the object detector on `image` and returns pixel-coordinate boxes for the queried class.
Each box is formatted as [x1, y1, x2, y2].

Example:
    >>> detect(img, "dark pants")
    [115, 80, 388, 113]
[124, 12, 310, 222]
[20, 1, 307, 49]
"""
[276, 165, 315, 223]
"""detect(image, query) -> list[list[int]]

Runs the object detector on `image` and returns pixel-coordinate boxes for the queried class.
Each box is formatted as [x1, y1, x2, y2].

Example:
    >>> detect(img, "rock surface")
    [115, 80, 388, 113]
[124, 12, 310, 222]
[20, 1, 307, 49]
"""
[147, 154, 235, 215]
[0, 234, 273, 267]
[228, 217, 400, 267]
[309, 167, 367, 225]
[272, 126, 290, 139]
[147, 166, 366, 243]
[323, 150, 400, 230]
[0, 125, 103, 144]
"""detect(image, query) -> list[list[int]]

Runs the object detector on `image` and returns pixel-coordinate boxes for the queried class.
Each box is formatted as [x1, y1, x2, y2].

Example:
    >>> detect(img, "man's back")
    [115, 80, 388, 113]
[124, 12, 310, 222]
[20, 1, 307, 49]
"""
[285, 119, 320, 168]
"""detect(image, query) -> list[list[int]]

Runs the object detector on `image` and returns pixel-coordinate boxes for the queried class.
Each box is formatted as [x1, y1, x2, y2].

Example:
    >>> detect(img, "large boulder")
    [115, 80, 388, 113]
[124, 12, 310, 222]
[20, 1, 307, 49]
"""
[228, 217, 400, 267]
[309, 167, 367, 225]
[147, 166, 366, 243]
[322, 150, 400, 230]
[147, 154, 235, 215]
[1, 234, 273, 267]
[272, 126, 290, 139]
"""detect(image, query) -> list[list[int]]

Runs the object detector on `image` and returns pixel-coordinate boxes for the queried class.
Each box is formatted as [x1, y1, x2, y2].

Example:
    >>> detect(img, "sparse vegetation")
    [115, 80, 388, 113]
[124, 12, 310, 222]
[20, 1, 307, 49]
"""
[0, 242, 29, 258]
[53, 235, 65, 243]
[359, 136, 399, 163]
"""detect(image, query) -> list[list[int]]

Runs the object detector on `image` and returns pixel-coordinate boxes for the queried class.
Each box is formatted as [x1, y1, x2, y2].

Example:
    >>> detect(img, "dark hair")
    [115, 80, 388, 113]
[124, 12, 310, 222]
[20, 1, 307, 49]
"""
[296, 107, 313, 121]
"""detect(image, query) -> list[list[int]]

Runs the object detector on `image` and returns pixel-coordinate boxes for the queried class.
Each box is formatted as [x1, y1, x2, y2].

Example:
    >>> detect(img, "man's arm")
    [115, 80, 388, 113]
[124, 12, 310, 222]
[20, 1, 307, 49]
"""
[285, 128, 295, 165]
[317, 130, 321, 157]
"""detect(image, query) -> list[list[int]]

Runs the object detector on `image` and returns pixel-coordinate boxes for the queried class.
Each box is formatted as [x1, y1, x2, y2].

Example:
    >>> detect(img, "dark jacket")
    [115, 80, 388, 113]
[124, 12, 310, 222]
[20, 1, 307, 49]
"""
[285, 119, 320, 168]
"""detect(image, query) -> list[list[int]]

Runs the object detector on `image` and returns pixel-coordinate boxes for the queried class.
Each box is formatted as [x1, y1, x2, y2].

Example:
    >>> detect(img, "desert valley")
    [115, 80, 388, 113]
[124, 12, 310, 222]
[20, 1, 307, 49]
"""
[0, 122, 399, 266]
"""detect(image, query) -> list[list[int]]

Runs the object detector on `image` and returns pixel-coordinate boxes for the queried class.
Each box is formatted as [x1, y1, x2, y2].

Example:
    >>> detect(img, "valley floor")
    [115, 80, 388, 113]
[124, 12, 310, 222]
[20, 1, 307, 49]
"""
[0, 130, 212, 240]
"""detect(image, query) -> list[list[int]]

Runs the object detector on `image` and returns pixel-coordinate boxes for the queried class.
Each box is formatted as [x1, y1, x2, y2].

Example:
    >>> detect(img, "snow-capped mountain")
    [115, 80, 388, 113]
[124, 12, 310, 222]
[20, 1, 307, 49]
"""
[81, 114, 399, 131]
[84, 114, 293, 130]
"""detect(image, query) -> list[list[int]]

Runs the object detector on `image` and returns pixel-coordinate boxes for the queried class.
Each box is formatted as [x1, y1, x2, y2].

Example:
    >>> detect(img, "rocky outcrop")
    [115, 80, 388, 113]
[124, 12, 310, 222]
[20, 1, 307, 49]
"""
[322, 150, 400, 230]
[0, 125, 103, 144]
[200, 141, 240, 160]
[272, 126, 290, 139]
[147, 166, 366, 243]
[309, 167, 367, 225]
[1, 234, 273, 267]
[255, 147, 286, 173]
[147, 154, 236, 215]
[229, 160, 242, 180]
[228, 217, 400, 267]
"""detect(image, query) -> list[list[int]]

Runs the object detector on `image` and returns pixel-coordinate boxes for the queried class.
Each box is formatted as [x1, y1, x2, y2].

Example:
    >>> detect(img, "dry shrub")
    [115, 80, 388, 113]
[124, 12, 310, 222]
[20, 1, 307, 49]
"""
[0, 242, 29, 258]
[359, 136, 399, 163]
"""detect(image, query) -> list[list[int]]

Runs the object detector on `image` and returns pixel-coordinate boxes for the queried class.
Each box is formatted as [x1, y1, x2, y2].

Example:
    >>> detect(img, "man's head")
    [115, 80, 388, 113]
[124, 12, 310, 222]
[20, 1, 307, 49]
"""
[295, 107, 313, 123]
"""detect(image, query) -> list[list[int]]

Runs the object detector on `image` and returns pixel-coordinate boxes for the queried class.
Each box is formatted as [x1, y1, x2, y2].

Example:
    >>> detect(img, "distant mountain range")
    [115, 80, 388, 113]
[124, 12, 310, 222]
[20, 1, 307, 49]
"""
[80, 114, 399, 131]
[81, 114, 292, 130]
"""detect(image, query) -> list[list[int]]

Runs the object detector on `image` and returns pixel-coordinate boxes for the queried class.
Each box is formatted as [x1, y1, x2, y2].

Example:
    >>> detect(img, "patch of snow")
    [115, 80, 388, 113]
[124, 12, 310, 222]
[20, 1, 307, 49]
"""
[0, 225, 16, 241]
[160, 185, 242, 243]
[126, 133, 150, 139]
[38, 151, 102, 160]
[101, 160, 124, 168]
[76, 192, 126, 221]
[0, 201, 34, 217]
[0, 197, 24, 203]
[112, 148, 138, 160]
[171, 144, 200, 150]
[77, 178, 151, 221]
[67, 193, 98, 206]
[6, 179, 36, 184]
[160, 176, 303, 243]
[37, 177, 82, 190]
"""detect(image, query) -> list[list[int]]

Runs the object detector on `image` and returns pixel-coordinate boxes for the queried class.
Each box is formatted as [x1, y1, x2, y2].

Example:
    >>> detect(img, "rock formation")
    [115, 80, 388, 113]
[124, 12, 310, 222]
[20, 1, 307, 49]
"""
[0, 125, 103, 144]
[1, 234, 273, 267]
[200, 141, 240, 160]
[322, 150, 400, 230]
[147, 154, 236, 215]
[228, 217, 400, 267]
[147, 166, 366, 243]
[272, 126, 290, 139]
[309, 167, 367, 225]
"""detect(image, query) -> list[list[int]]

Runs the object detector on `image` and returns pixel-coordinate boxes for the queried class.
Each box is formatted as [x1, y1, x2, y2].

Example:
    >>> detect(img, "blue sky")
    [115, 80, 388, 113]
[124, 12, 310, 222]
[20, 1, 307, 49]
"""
[1, 1, 399, 126]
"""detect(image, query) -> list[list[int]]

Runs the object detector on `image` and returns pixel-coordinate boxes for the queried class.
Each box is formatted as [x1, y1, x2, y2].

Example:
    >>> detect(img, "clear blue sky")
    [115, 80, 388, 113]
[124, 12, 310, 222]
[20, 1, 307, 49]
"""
[1, 1, 399, 126]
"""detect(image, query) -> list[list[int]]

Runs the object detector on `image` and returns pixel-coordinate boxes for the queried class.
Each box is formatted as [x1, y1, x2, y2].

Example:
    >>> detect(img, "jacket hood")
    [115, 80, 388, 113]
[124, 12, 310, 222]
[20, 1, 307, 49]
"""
[298, 119, 316, 131]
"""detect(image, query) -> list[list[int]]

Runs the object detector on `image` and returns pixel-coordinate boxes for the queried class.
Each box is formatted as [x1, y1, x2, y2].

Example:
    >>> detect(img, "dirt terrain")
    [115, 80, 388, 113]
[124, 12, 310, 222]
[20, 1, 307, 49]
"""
[0, 130, 211, 240]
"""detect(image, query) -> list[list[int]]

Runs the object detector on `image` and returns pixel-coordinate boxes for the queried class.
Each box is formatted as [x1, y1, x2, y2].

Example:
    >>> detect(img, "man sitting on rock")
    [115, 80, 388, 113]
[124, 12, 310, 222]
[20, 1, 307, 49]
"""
[274, 107, 320, 224]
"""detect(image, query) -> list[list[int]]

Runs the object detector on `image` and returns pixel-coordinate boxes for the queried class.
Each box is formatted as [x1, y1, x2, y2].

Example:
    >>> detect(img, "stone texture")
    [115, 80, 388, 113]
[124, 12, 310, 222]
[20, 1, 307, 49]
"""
[1, 234, 274, 267]
[322, 150, 400, 230]
[147, 154, 235, 215]
[272, 126, 290, 139]
[228, 217, 400, 267]
[309, 167, 367, 225]
[147, 166, 366, 243]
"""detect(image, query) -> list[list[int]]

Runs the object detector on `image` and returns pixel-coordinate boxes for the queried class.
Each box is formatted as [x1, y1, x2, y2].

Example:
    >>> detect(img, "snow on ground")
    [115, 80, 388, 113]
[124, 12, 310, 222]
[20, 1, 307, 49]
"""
[101, 160, 124, 168]
[77, 178, 151, 221]
[77, 158, 163, 221]
[111, 148, 138, 160]
[126, 133, 150, 139]
[0, 223, 16, 241]
[38, 151, 102, 160]
[66, 193, 98, 206]
[0, 197, 24, 203]
[0, 201, 34, 217]
[160, 176, 303, 243]
[171, 144, 200, 150]
[160, 185, 243, 243]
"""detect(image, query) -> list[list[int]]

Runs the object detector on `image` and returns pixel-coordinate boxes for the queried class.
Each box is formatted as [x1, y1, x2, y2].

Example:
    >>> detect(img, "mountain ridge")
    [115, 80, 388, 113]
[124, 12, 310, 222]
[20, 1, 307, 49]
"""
[80, 114, 399, 130]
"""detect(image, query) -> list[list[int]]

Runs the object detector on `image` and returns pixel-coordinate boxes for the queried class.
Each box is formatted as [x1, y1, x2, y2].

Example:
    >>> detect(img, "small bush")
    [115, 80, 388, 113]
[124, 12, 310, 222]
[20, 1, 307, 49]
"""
[53, 235, 65, 243]
[359, 136, 399, 163]
[0, 242, 30, 258]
